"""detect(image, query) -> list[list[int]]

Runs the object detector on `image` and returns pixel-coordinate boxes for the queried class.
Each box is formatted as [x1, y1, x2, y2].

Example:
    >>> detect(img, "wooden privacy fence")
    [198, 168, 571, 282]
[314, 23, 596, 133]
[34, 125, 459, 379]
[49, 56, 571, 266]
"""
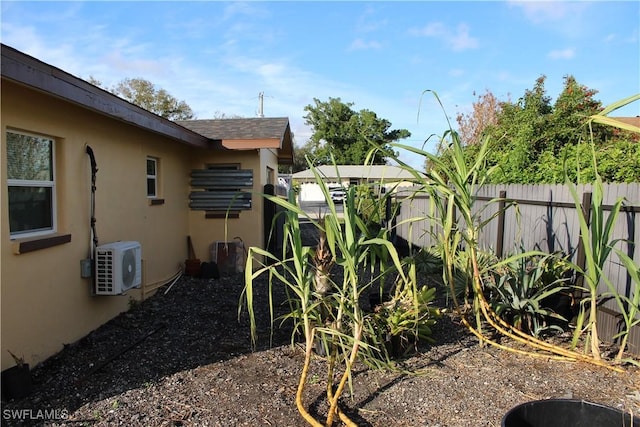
[393, 183, 640, 354]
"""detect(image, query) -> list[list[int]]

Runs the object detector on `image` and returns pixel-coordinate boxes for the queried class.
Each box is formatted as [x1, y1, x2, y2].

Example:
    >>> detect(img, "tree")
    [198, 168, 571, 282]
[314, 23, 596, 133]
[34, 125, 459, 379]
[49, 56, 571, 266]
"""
[85, 76, 195, 120]
[112, 78, 195, 120]
[303, 97, 410, 165]
[455, 89, 501, 146]
[438, 75, 640, 183]
[290, 140, 316, 173]
[86, 75, 103, 87]
[543, 75, 609, 154]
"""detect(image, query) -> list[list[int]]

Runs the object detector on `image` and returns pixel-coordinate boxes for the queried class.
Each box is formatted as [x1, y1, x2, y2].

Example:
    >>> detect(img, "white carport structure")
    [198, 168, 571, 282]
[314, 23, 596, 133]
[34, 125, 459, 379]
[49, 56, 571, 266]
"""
[292, 165, 420, 202]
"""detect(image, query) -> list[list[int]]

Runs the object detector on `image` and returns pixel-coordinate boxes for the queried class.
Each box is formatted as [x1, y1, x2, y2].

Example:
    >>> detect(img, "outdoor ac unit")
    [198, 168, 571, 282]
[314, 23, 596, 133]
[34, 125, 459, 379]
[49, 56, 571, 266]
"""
[95, 241, 142, 295]
[211, 240, 245, 275]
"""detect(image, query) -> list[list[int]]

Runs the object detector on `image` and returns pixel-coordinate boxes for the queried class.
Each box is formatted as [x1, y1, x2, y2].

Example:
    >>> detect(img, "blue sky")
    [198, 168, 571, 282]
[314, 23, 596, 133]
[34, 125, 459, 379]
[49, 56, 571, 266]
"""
[2, 1, 639, 169]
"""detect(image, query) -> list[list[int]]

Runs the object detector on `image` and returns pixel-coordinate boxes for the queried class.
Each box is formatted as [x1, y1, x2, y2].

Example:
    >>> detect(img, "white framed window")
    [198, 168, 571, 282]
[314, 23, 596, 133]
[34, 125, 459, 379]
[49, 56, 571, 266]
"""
[146, 157, 158, 198]
[7, 130, 56, 238]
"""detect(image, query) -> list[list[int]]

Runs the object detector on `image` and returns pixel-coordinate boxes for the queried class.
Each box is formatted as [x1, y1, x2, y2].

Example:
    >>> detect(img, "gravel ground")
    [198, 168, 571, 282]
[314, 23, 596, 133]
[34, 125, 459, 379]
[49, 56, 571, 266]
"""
[2, 225, 639, 427]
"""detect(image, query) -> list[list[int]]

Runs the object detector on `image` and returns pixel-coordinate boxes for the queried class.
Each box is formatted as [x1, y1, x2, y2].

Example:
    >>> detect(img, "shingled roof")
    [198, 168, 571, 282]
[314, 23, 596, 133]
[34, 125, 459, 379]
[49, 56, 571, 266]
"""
[610, 116, 640, 130]
[177, 117, 294, 164]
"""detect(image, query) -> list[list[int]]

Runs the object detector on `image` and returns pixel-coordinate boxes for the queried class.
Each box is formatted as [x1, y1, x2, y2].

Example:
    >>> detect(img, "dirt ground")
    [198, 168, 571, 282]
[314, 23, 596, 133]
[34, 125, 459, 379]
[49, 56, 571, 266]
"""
[2, 225, 640, 426]
[3, 274, 639, 427]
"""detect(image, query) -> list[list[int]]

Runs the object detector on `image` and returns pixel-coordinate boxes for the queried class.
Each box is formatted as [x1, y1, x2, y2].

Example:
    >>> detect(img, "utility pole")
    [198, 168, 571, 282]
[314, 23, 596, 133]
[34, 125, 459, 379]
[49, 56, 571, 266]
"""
[257, 91, 264, 118]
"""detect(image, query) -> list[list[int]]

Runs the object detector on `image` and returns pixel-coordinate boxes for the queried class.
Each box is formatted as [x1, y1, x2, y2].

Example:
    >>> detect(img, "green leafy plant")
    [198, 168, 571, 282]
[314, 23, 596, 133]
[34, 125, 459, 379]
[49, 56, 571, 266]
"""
[240, 159, 418, 426]
[569, 93, 640, 362]
[566, 155, 623, 359]
[486, 253, 571, 337]
[566, 94, 639, 360]
[609, 248, 640, 362]
[410, 247, 442, 276]
[370, 273, 440, 357]
[377, 90, 624, 372]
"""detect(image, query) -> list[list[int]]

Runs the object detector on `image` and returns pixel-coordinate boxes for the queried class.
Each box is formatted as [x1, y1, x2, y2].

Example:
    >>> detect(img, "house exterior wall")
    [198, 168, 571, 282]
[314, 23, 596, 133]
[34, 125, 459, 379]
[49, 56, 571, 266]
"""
[187, 147, 283, 267]
[187, 148, 273, 266]
[0, 80, 197, 370]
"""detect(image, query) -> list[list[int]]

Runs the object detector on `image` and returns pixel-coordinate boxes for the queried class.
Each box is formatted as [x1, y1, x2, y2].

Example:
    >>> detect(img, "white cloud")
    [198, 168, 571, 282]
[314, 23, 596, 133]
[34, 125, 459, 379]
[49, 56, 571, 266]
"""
[409, 22, 479, 51]
[355, 5, 388, 33]
[449, 24, 479, 51]
[508, 0, 572, 24]
[348, 38, 383, 51]
[410, 22, 445, 38]
[625, 29, 639, 44]
[547, 48, 575, 60]
[601, 29, 637, 45]
[222, 2, 268, 21]
[257, 63, 287, 79]
[507, 1, 591, 39]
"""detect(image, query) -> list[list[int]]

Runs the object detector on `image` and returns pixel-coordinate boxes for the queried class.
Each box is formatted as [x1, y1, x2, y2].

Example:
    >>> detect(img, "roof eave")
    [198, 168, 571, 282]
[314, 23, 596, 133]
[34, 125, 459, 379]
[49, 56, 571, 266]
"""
[1, 44, 214, 149]
[278, 121, 294, 165]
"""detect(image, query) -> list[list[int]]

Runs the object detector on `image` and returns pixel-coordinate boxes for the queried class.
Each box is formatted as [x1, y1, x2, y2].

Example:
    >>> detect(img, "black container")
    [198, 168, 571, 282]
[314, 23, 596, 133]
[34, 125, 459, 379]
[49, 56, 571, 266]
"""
[502, 399, 639, 427]
[1, 364, 33, 400]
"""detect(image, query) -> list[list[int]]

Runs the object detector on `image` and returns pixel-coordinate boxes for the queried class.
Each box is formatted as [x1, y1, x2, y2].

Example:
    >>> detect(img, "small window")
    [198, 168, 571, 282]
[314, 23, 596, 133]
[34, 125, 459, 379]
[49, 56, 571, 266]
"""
[146, 157, 158, 198]
[7, 130, 56, 237]
[267, 166, 274, 186]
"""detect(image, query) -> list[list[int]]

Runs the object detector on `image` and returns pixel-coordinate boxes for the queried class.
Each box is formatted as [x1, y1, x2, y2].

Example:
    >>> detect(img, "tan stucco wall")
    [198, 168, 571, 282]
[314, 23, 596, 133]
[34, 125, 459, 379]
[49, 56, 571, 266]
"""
[1, 80, 280, 370]
[1, 81, 192, 369]
[187, 149, 271, 265]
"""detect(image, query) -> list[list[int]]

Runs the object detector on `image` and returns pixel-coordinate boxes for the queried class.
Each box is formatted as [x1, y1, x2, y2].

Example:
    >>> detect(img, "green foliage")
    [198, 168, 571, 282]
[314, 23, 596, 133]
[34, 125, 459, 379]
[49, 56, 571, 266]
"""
[566, 145, 624, 358]
[240, 159, 428, 424]
[567, 95, 640, 360]
[440, 75, 639, 183]
[351, 183, 398, 233]
[386, 91, 638, 369]
[541, 76, 608, 155]
[111, 77, 195, 120]
[486, 253, 571, 337]
[609, 248, 640, 361]
[426, 244, 499, 304]
[303, 97, 409, 165]
[410, 248, 443, 276]
[369, 278, 440, 358]
[291, 140, 317, 173]
[537, 141, 640, 183]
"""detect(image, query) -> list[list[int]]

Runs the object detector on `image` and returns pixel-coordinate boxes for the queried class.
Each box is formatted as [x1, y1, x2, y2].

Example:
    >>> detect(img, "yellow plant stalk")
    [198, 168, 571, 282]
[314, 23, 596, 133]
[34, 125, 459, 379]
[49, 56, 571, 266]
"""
[296, 326, 324, 427]
[465, 247, 625, 373]
[325, 323, 363, 427]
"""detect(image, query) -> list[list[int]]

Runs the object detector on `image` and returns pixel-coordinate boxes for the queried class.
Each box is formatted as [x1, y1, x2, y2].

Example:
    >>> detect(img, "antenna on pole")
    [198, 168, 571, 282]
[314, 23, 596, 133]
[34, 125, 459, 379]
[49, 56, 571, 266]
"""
[257, 91, 264, 118]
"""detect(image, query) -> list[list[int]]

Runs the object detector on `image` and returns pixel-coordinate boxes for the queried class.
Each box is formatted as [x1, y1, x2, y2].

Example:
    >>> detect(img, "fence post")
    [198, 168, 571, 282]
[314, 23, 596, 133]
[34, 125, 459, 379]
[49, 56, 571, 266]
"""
[263, 184, 277, 262]
[574, 191, 592, 291]
[496, 190, 506, 259]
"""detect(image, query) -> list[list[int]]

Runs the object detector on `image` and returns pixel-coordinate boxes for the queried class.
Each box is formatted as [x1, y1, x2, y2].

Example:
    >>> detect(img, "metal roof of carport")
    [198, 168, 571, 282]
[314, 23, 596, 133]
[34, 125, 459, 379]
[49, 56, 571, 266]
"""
[292, 165, 422, 180]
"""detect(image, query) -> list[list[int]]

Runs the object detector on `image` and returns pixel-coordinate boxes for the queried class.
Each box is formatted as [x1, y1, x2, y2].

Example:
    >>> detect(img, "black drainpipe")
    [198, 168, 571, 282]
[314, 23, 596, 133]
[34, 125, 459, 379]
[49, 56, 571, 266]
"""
[86, 145, 99, 291]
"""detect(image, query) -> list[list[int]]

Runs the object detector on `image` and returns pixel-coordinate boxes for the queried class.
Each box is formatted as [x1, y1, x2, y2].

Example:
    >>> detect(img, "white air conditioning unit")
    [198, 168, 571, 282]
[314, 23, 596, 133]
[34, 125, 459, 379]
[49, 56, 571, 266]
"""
[94, 241, 142, 295]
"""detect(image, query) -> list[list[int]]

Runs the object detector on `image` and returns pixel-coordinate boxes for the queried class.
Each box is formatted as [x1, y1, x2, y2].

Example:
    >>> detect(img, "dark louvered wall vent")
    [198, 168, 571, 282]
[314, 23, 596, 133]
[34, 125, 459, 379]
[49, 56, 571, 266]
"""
[189, 169, 253, 211]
